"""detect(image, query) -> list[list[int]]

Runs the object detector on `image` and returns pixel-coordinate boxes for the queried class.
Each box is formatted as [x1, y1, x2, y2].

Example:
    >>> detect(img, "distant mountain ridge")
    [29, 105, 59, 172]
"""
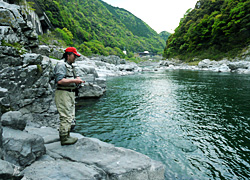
[100, 1, 158, 38]
[35, 0, 169, 57]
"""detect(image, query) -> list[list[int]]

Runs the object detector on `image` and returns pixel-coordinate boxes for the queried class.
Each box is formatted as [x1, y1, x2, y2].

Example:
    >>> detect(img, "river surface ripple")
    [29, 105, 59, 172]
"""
[75, 70, 250, 180]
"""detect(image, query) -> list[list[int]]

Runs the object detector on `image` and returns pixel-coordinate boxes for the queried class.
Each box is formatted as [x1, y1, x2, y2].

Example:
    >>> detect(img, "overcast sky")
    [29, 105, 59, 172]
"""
[101, 0, 198, 33]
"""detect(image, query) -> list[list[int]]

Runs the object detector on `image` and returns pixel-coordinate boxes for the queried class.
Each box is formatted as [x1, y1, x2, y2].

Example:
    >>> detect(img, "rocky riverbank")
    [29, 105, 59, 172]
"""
[1, 111, 165, 180]
[158, 57, 250, 74]
[0, 1, 165, 179]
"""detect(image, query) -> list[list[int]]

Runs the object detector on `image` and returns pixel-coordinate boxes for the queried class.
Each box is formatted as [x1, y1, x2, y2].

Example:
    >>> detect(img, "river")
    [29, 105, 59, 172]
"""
[75, 69, 250, 180]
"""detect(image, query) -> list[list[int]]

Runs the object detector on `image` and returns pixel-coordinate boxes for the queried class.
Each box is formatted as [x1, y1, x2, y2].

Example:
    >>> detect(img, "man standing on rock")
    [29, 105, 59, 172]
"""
[54, 47, 84, 145]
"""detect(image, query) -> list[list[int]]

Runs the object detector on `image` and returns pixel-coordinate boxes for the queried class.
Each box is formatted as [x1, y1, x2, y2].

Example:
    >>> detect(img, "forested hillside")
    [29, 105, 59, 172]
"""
[35, 0, 166, 57]
[159, 31, 172, 41]
[163, 0, 250, 61]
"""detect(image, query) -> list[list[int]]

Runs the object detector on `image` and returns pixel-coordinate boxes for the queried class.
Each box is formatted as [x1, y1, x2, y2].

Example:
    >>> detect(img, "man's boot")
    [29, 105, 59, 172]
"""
[60, 133, 78, 146]
[67, 131, 78, 142]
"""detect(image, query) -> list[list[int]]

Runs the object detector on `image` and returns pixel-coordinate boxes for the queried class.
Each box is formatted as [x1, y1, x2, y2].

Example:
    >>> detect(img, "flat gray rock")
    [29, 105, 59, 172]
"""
[25, 126, 59, 144]
[45, 138, 165, 180]
[23, 159, 106, 180]
[22, 126, 165, 179]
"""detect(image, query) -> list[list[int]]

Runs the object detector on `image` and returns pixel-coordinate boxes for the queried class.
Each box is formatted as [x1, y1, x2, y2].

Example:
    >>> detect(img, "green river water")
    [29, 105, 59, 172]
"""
[75, 69, 250, 180]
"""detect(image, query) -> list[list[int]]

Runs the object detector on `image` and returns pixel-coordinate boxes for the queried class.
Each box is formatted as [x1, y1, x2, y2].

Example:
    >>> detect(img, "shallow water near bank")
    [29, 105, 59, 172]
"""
[75, 69, 250, 180]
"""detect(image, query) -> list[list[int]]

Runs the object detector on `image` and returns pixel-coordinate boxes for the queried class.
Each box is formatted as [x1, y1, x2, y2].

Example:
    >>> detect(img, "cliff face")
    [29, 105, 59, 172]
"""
[0, 47, 58, 126]
[0, 1, 58, 128]
[0, 1, 39, 49]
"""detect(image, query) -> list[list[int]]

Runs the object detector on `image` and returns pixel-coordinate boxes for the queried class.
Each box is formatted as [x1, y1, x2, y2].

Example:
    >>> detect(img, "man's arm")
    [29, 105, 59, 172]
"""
[58, 78, 83, 85]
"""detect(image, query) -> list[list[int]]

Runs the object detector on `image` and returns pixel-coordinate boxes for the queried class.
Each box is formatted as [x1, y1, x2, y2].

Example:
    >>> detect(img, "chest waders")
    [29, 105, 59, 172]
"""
[55, 62, 78, 145]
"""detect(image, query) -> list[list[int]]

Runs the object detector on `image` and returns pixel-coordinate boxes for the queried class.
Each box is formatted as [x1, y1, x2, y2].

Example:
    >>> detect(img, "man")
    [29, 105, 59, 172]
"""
[54, 47, 84, 145]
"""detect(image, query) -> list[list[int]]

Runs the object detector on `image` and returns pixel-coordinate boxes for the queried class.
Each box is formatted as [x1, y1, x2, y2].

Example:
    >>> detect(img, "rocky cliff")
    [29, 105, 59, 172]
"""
[0, 1, 165, 179]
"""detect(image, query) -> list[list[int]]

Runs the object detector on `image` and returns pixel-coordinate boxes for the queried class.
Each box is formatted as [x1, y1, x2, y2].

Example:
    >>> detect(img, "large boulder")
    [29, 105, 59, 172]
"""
[228, 61, 250, 70]
[76, 64, 99, 78]
[198, 59, 217, 68]
[2, 127, 46, 167]
[1, 111, 26, 130]
[78, 83, 105, 98]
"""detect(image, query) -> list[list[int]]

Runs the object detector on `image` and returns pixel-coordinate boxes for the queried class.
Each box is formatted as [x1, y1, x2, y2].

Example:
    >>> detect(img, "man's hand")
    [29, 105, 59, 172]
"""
[75, 77, 85, 84]
[74, 79, 83, 84]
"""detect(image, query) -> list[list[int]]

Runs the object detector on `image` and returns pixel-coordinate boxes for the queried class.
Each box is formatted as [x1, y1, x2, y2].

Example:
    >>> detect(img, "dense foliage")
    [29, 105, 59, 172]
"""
[35, 0, 167, 57]
[159, 31, 171, 41]
[163, 0, 250, 61]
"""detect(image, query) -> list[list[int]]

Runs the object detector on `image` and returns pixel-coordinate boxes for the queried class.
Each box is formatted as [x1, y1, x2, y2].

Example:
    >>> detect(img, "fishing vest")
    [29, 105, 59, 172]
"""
[57, 62, 77, 90]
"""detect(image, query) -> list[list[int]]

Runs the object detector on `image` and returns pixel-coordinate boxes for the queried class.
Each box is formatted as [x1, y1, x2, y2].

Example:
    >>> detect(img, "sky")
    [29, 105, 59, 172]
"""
[101, 0, 198, 33]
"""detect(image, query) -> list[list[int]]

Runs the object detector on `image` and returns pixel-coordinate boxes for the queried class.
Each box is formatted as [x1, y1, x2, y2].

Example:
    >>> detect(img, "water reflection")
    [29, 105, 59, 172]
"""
[75, 70, 250, 180]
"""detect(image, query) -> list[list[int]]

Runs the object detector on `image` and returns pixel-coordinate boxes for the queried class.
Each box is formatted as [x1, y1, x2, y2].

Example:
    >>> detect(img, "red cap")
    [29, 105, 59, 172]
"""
[65, 47, 81, 57]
